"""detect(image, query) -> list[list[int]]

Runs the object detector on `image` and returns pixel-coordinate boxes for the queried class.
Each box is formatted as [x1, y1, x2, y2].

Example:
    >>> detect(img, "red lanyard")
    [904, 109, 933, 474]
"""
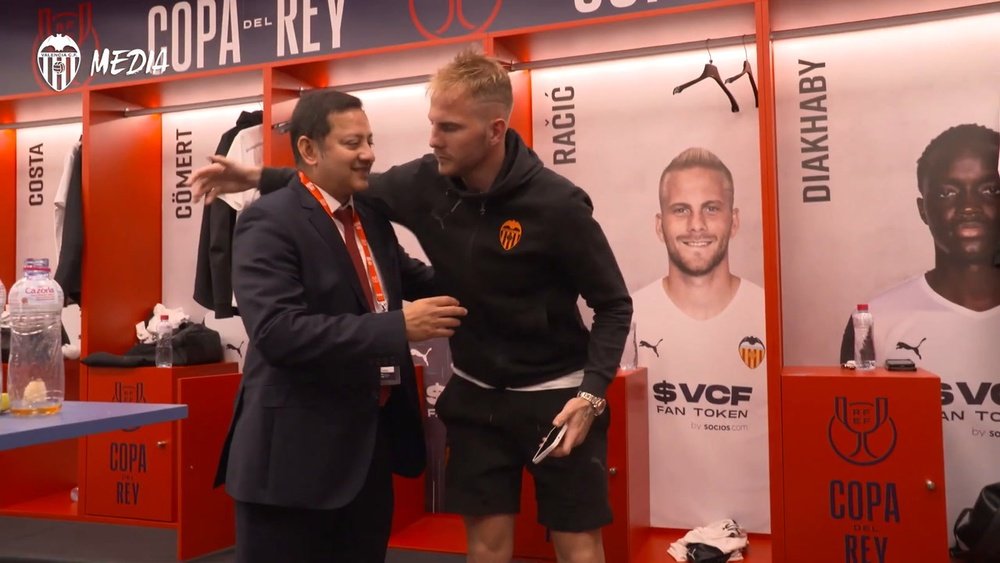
[299, 171, 388, 312]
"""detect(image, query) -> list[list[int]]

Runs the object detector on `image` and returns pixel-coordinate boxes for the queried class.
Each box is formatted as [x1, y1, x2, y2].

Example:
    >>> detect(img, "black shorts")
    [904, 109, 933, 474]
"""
[434, 375, 612, 532]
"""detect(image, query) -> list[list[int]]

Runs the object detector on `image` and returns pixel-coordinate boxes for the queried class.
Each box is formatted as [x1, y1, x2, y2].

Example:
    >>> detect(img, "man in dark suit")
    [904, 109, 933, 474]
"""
[217, 90, 467, 563]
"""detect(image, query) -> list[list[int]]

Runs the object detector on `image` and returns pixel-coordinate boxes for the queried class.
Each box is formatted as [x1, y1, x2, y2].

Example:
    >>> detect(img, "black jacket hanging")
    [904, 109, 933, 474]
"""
[192, 110, 263, 318]
[54, 142, 82, 305]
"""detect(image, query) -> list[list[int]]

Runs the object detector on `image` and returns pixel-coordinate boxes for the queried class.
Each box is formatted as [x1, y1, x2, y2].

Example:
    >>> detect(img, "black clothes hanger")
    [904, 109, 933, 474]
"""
[673, 39, 739, 113]
[725, 35, 759, 108]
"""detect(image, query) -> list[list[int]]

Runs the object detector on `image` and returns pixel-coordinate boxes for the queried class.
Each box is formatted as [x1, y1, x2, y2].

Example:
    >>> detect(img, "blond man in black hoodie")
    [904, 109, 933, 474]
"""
[193, 50, 632, 563]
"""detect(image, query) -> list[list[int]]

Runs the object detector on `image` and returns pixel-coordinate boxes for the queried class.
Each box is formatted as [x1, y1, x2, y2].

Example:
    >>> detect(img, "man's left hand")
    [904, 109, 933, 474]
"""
[549, 397, 596, 458]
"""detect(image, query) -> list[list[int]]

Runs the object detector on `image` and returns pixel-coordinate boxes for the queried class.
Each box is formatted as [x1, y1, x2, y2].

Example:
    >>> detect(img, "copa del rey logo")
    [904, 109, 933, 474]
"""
[37, 34, 82, 92]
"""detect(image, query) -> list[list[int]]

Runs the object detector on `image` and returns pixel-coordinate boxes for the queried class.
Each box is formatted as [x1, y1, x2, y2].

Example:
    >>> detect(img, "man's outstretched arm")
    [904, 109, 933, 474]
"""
[190, 155, 294, 204]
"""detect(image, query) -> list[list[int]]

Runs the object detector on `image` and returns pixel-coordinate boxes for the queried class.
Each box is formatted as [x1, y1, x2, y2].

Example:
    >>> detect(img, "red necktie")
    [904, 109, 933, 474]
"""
[333, 205, 390, 406]
[333, 205, 375, 311]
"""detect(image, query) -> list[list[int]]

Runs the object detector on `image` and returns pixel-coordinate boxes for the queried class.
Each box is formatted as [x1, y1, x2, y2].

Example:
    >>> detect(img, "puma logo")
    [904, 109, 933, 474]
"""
[639, 338, 664, 358]
[410, 347, 432, 366]
[225, 340, 246, 359]
[895, 338, 927, 360]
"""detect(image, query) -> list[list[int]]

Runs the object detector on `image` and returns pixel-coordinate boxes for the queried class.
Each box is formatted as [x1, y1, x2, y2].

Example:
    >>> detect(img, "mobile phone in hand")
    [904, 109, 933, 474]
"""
[532, 425, 568, 464]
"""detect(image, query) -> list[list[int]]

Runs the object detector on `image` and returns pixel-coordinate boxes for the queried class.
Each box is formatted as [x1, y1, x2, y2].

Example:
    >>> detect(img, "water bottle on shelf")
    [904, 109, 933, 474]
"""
[0, 276, 6, 400]
[155, 314, 173, 368]
[619, 322, 637, 371]
[852, 304, 876, 371]
[7, 258, 65, 415]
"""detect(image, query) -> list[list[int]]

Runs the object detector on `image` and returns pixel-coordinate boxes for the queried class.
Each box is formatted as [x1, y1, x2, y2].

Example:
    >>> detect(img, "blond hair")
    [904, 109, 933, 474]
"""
[430, 49, 513, 118]
[659, 147, 735, 206]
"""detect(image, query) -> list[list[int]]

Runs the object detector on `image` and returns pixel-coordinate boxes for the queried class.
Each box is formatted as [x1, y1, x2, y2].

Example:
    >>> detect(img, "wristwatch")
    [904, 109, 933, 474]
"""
[577, 391, 607, 416]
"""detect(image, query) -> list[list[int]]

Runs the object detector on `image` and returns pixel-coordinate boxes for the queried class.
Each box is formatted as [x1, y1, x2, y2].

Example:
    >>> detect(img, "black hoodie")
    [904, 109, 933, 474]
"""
[261, 130, 632, 397]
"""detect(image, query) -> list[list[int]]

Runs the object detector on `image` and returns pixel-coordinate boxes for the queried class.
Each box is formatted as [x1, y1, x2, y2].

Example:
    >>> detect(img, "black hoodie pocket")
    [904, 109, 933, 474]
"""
[487, 300, 549, 338]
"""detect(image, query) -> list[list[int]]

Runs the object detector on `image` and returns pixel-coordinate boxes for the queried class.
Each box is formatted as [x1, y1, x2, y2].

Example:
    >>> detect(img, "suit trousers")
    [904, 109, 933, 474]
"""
[235, 418, 393, 563]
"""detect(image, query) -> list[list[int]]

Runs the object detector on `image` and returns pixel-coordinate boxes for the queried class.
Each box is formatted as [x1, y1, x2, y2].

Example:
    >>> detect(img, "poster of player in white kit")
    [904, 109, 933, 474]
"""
[531, 46, 770, 533]
[773, 11, 1000, 542]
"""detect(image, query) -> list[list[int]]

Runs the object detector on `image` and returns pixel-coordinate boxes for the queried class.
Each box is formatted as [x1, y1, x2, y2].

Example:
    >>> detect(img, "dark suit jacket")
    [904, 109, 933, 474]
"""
[216, 176, 435, 510]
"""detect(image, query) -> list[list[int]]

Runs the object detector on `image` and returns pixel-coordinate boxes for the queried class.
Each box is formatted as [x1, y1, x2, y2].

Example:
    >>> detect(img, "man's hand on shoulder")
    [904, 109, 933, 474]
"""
[191, 155, 262, 204]
[403, 296, 468, 341]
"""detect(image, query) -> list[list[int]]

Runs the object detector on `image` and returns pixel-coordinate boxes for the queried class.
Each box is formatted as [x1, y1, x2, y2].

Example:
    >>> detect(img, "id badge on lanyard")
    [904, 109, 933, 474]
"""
[353, 228, 397, 385]
[380, 365, 401, 386]
[299, 171, 399, 385]
[371, 299, 397, 385]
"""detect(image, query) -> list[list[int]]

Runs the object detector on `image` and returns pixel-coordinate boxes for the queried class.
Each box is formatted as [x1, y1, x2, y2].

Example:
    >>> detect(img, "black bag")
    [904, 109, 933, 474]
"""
[686, 543, 731, 563]
[953, 482, 1000, 563]
[82, 321, 223, 367]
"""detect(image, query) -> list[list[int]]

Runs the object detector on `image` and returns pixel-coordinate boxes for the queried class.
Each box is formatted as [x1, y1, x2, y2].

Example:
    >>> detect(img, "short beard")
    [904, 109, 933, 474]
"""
[668, 241, 729, 277]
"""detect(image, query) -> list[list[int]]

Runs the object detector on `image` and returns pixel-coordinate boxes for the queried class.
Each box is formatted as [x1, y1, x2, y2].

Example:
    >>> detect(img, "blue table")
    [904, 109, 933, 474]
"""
[0, 401, 188, 451]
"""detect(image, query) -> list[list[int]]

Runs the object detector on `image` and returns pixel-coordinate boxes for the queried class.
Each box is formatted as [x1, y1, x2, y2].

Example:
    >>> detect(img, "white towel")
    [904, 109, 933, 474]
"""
[667, 519, 748, 561]
[136, 304, 190, 344]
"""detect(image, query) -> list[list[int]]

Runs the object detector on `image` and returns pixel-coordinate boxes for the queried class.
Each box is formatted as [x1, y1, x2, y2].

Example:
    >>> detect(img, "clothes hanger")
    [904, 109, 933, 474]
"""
[673, 39, 739, 113]
[724, 35, 759, 108]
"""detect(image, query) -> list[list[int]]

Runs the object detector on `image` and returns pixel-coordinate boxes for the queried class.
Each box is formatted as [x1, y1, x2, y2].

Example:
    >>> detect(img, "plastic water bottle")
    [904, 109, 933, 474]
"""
[0, 276, 6, 384]
[852, 304, 876, 371]
[619, 321, 637, 370]
[155, 315, 173, 368]
[7, 258, 65, 415]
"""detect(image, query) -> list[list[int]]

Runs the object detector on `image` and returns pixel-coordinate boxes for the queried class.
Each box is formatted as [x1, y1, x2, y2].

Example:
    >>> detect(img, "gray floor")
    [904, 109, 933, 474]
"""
[0, 516, 545, 562]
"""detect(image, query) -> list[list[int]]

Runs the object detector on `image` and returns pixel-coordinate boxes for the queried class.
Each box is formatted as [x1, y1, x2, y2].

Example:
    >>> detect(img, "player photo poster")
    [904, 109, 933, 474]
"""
[532, 45, 770, 532]
[774, 12, 1000, 539]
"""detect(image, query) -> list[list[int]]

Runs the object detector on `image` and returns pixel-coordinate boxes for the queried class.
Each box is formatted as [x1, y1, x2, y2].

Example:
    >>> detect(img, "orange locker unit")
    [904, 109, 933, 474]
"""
[83, 363, 240, 559]
[781, 366, 948, 563]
